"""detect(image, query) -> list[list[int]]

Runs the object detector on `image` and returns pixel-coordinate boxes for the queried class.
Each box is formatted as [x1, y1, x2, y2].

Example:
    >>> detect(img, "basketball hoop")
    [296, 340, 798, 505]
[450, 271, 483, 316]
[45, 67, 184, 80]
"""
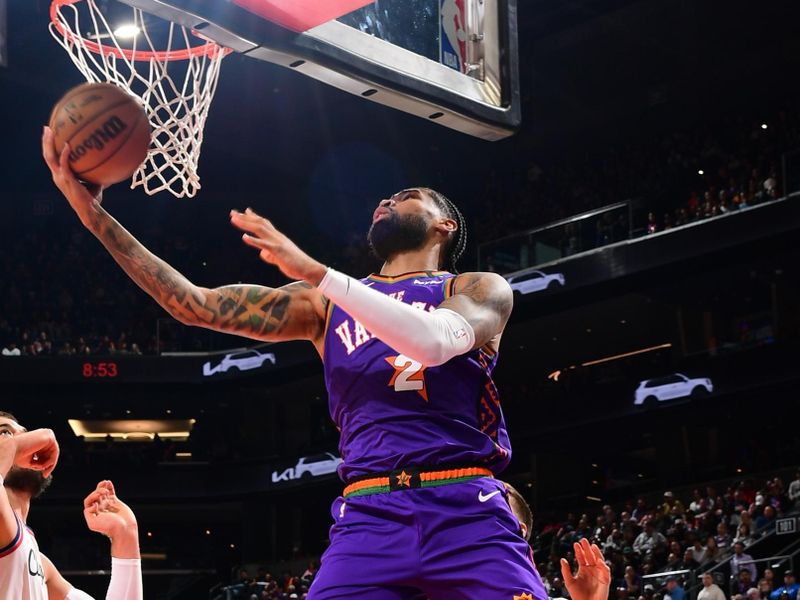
[49, 0, 231, 198]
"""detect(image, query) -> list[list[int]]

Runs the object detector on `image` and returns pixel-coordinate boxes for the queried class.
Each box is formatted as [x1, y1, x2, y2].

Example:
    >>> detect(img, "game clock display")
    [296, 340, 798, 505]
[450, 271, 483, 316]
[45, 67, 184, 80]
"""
[81, 361, 119, 378]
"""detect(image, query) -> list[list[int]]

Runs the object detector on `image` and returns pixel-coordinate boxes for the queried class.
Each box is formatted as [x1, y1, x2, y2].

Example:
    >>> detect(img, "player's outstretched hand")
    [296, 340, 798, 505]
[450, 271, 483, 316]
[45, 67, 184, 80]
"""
[13, 429, 60, 477]
[230, 208, 327, 285]
[42, 126, 104, 226]
[83, 480, 138, 538]
[560, 539, 611, 600]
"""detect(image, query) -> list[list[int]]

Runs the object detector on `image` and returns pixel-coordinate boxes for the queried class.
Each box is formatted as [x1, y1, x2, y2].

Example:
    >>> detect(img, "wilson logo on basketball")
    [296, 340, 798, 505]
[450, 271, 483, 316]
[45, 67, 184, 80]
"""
[68, 115, 128, 161]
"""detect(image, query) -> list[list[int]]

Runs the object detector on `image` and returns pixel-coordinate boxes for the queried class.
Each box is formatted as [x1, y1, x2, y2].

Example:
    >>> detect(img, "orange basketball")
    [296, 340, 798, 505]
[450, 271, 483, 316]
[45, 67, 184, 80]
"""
[49, 83, 151, 186]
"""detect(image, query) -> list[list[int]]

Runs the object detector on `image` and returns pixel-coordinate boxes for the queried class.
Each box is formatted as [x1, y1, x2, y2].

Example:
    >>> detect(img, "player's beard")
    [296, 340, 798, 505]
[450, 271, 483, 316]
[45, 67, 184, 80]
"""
[368, 212, 429, 263]
[4, 467, 53, 499]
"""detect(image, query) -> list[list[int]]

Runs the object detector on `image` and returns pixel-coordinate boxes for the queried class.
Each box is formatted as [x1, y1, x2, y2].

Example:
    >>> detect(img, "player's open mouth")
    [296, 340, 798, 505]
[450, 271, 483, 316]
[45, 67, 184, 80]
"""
[373, 208, 392, 223]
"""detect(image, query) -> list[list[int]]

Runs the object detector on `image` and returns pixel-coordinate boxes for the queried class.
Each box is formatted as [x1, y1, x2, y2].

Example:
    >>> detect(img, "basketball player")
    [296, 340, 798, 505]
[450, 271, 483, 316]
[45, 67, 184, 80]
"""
[45, 127, 575, 600]
[0, 411, 142, 599]
[503, 481, 533, 542]
[502, 483, 611, 600]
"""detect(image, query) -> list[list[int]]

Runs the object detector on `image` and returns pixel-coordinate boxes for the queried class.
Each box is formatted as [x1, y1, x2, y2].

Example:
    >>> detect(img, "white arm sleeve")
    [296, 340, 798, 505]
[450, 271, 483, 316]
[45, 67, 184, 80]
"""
[105, 557, 143, 600]
[66, 589, 96, 600]
[317, 268, 475, 366]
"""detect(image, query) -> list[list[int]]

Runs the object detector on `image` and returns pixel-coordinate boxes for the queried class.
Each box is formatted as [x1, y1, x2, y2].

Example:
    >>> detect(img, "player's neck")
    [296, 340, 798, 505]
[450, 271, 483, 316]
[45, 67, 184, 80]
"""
[379, 246, 442, 277]
[4, 488, 31, 523]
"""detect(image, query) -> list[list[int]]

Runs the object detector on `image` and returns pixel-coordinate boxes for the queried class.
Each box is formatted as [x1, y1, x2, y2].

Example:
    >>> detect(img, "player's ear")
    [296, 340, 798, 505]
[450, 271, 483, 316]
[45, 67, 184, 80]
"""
[434, 216, 457, 236]
[519, 521, 529, 540]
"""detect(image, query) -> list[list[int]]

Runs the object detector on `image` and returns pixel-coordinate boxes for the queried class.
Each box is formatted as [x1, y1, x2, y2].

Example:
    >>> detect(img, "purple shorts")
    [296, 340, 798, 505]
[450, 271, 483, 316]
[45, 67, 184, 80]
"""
[309, 477, 547, 600]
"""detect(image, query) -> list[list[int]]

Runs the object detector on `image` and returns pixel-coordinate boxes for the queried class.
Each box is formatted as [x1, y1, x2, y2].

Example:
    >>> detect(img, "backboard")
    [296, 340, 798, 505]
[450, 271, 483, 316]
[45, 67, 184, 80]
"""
[120, 0, 520, 140]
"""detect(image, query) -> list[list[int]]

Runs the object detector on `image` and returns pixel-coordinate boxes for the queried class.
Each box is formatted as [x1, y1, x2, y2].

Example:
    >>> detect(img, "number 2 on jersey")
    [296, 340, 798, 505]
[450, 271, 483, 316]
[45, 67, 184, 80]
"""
[386, 354, 429, 401]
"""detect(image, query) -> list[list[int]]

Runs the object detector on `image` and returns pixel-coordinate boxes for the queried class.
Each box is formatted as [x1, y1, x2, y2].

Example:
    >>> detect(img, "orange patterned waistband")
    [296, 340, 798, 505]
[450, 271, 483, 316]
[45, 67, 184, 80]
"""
[343, 466, 494, 498]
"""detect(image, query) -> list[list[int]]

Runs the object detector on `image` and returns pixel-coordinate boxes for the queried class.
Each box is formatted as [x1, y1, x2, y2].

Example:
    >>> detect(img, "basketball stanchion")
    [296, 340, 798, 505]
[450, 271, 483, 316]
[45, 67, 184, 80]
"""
[49, 0, 231, 198]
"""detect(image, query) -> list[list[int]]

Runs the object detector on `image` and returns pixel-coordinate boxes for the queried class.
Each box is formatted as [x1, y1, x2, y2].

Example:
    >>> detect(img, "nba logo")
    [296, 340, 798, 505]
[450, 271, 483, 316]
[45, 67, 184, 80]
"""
[440, 0, 467, 73]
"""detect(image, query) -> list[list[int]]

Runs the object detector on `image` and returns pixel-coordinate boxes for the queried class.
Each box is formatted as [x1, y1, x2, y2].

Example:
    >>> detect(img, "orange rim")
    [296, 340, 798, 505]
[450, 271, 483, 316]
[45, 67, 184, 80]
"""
[50, 0, 231, 62]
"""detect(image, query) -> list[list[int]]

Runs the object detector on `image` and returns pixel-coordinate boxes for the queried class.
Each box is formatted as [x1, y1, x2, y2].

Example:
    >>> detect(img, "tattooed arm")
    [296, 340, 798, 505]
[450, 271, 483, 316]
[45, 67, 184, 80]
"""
[42, 127, 327, 351]
[439, 272, 513, 349]
[88, 206, 326, 344]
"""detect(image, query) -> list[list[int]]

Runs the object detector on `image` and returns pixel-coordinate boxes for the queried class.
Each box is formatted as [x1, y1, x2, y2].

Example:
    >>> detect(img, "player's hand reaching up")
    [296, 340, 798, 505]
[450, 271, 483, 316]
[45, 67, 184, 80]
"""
[42, 126, 104, 227]
[13, 429, 60, 478]
[561, 539, 611, 600]
[230, 208, 327, 285]
[83, 480, 138, 538]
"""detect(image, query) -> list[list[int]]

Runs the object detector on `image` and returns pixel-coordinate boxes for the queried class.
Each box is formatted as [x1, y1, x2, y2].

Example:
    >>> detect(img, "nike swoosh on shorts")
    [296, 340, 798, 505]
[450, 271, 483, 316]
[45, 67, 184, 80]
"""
[478, 490, 502, 502]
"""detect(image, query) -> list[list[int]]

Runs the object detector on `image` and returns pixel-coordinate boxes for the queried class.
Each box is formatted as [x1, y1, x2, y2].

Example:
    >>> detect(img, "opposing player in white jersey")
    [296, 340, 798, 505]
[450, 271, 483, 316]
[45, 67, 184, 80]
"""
[0, 411, 143, 599]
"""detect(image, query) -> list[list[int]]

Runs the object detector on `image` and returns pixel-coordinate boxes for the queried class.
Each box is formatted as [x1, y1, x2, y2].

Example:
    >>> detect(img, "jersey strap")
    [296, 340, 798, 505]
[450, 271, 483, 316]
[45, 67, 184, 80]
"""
[0, 514, 23, 558]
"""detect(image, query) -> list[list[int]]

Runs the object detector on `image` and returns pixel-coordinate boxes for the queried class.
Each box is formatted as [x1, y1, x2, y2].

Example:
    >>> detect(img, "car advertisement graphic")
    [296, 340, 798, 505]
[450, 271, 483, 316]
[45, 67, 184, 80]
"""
[634, 373, 713, 406]
[271, 452, 344, 484]
[506, 270, 566, 295]
[202, 348, 276, 377]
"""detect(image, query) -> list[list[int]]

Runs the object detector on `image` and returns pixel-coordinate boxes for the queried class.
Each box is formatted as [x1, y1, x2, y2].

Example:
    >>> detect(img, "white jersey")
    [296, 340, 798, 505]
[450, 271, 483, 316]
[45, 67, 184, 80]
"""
[0, 513, 48, 600]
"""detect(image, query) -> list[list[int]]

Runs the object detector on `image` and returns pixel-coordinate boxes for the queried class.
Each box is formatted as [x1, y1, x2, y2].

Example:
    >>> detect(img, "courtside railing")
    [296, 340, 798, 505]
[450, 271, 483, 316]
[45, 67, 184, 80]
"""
[477, 200, 636, 273]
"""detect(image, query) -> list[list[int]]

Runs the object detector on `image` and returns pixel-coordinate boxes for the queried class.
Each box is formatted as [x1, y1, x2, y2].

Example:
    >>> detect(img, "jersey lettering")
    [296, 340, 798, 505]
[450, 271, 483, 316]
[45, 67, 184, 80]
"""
[353, 320, 372, 348]
[333, 301, 435, 355]
[27, 549, 43, 581]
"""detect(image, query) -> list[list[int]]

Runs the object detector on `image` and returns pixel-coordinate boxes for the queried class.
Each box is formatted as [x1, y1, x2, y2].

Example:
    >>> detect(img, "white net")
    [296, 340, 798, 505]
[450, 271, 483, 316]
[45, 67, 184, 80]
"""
[49, 0, 229, 198]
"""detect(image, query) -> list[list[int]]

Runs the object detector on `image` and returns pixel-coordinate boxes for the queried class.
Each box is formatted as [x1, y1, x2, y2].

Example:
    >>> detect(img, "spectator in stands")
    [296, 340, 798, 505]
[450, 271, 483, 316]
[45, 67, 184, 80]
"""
[691, 538, 708, 564]
[715, 523, 733, 550]
[759, 578, 774, 600]
[705, 536, 722, 566]
[550, 576, 570, 598]
[624, 565, 641, 596]
[737, 570, 756, 596]
[764, 571, 778, 592]
[755, 506, 777, 530]
[689, 489, 707, 513]
[699, 573, 726, 600]
[731, 541, 757, 582]
[605, 528, 624, 552]
[665, 576, 687, 600]
[632, 498, 648, 522]
[682, 548, 700, 571]
[734, 523, 754, 546]
[665, 552, 682, 571]
[770, 572, 800, 600]
[634, 522, 667, 558]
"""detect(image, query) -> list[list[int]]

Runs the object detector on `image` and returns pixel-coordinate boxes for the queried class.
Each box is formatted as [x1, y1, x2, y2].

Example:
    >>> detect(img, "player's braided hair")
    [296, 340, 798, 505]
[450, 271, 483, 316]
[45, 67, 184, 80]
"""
[425, 188, 467, 274]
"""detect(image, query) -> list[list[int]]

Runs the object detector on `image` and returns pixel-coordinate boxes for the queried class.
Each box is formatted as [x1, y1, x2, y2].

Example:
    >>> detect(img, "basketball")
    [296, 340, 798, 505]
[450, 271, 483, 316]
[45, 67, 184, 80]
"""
[48, 82, 151, 187]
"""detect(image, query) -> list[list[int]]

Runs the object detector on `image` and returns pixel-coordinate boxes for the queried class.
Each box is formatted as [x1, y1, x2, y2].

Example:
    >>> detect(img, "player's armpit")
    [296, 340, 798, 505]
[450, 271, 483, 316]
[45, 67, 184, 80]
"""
[41, 553, 76, 600]
[440, 272, 513, 348]
[196, 281, 328, 348]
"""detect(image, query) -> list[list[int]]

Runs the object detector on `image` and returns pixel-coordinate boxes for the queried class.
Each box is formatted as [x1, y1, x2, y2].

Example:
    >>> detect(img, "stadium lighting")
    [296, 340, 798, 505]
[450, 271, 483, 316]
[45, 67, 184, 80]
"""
[68, 418, 196, 441]
[113, 23, 140, 38]
[698, 169, 704, 175]
[761, 123, 768, 130]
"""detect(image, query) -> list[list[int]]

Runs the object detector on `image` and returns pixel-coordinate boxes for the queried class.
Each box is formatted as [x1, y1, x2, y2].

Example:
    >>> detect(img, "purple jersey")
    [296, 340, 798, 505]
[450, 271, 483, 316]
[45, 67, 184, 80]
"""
[323, 270, 511, 481]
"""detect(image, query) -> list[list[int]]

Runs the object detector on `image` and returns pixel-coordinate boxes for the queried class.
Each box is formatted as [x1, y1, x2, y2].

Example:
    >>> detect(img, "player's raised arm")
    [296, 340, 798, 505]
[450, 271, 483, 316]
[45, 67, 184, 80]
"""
[42, 127, 327, 350]
[230, 207, 512, 366]
[0, 426, 22, 552]
[42, 481, 144, 600]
